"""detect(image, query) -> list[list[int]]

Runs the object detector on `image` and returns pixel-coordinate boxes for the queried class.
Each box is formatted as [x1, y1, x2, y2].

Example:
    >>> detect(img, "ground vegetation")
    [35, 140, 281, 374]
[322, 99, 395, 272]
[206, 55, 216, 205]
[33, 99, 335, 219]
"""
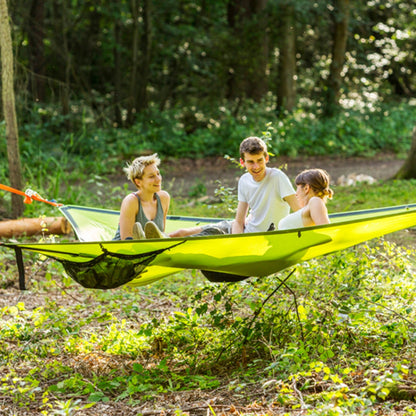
[1, 158, 416, 415]
[1, 0, 416, 413]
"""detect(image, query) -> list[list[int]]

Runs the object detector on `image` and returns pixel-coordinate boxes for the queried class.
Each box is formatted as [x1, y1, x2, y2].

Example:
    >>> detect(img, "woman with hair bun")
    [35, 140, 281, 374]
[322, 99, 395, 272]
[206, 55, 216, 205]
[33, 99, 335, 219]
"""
[278, 169, 333, 230]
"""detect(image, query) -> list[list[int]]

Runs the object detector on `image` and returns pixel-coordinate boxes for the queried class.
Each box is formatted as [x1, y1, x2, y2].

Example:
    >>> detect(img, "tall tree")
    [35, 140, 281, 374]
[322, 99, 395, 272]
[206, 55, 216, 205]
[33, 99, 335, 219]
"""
[59, 1, 71, 125]
[323, 0, 350, 116]
[113, 18, 123, 126]
[226, 0, 269, 101]
[28, 0, 45, 101]
[393, 126, 416, 179]
[275, 1, 296, 113]
[137, 0, 151, 112]
[127, 0, 152, 124]
[125, 0, 139, 125]
[0, 0, 24, 218]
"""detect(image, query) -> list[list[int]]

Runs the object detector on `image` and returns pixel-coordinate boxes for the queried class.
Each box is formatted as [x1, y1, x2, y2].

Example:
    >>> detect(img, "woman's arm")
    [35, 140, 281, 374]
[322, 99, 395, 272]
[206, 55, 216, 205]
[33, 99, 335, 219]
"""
[158, 190, 170, 231]
[169, 226, 203, 237]
[309, 197, 330, 225]
[119, 194, 139, 239]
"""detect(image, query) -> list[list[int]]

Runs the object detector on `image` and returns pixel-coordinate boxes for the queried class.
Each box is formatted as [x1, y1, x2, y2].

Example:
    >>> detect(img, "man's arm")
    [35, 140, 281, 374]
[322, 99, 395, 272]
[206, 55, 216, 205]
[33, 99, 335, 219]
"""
[284, 194, 301, 212]
[232, 201, 249, 234]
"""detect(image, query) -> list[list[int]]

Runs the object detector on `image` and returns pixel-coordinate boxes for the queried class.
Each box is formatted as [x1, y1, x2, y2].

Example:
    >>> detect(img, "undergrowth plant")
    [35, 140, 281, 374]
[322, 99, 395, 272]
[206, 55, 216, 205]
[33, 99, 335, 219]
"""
[2, 100, 416, 413]
[1, 99, 415, 218]
[2, 235, 416, 414]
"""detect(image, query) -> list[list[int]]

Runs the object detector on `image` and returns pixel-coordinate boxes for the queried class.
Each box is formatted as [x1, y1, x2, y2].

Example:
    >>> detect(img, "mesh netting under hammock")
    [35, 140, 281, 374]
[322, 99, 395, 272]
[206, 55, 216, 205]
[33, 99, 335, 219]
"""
[60, 245, 166, 289]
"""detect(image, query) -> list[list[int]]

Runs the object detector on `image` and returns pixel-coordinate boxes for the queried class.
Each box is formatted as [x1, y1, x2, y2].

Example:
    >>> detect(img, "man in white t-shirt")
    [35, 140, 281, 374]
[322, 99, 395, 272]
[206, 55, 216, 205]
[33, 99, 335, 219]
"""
[167, 136, 300, 237]
[232, 136, 299, 234]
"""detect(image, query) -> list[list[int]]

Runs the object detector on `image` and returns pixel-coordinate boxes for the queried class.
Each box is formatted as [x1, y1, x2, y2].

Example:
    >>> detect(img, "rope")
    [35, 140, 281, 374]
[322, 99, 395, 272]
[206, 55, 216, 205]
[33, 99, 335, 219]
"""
[0, 183, 62, 207]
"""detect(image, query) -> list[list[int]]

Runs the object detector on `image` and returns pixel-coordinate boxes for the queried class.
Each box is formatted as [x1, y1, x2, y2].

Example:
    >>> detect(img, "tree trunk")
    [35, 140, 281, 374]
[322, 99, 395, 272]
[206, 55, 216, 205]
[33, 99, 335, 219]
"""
[59, 1, 71, 127]
[276, 3, 296, 113]
[226, 0, 269, 102]
[0, 0, 24, 218]
[393, 126, 416, 179]
[323, 0, 350, 117]
[137, 0, 151, 112]
[245, 0, 268, 102]
[0, 216, 71, 238]
[114, 19, 123, 127]
[28, 0, 45, 102]
[126, 0, 139, 125]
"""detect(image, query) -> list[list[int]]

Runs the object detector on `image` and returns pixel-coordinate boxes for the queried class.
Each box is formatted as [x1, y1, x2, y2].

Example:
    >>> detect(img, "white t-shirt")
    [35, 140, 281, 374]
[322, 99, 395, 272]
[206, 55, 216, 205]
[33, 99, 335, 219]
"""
[278, 208, 305, 230]
[238, 167, 295, 233]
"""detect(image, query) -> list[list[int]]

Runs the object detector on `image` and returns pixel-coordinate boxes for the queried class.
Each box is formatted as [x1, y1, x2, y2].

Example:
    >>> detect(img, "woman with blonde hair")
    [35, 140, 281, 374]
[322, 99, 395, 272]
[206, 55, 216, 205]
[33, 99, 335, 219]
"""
[113, 154, 170, 240]
[278, 169, 333, 230]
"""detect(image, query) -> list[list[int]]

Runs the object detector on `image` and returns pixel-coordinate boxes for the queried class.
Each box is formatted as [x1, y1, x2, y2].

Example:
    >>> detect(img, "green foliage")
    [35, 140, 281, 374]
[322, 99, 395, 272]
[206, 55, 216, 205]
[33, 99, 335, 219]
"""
[329, 178, 416, 213]
[3, 2, 416, 412]
[269, 101, 416, 158]
[2, 99, 415, 213]
[18, 100, 416, 166]
[2, 235, 416, 413]
[9, 0, 416, 127]
[212, 180, 238, 214]
[188, 180, 207, 198]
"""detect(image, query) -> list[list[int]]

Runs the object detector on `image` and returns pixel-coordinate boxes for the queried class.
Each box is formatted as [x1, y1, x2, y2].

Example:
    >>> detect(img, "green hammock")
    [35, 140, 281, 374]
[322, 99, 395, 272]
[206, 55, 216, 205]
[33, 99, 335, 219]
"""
[1, 204, 416, 290]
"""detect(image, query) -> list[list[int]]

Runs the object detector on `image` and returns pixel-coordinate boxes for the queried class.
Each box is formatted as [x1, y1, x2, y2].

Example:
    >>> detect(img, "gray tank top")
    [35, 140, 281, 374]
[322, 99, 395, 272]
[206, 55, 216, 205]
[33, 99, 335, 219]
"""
[113, 193, 164, 240]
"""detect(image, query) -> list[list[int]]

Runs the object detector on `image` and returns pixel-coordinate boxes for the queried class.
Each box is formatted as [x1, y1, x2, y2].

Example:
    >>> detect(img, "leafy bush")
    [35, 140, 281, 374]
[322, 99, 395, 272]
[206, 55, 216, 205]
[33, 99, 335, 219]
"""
[3, 100, 411, 200]
[13, 99, 416, 186]
[1, 238, 416, 413]
[270, 101, 416, 157]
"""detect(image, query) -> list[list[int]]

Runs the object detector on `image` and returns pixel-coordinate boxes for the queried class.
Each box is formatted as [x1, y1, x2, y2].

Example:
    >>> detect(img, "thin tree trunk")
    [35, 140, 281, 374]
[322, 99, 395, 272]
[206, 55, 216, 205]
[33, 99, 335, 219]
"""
[276, 3, 296, 113]
[227, 0, 268, 102]
[324, 0, 350, 116]
[127, 0, 139, 125]
[60, 1, 71, 127]
[249, 0, 268, 101]
[28, 0, 45, 101]
[393, 126, 416, 179]
[137, 0, 151, 112]
[114, 19, 123, 126]
[0, 0, 24, 218]
[226, 0, 239, 99]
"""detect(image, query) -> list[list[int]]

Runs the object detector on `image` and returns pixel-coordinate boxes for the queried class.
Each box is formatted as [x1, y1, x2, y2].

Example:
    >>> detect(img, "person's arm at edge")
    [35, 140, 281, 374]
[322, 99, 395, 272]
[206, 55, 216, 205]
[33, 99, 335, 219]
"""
[309, 197, 330, 225]
[119, 194, 138, 240]
[158, 190, 170, 231]
[231, 201, 248, 234]
[284, 194, 301, 212]
[168, 226, 203, 238]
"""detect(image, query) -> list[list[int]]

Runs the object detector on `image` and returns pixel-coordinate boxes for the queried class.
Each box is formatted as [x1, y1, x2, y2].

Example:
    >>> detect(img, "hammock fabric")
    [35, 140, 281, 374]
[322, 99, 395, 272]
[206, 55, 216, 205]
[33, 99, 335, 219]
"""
[1, 204, 416, 289]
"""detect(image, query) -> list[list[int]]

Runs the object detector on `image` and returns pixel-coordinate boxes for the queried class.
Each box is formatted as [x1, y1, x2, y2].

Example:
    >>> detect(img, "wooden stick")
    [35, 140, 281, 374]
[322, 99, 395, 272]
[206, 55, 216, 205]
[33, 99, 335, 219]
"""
[0, 217, 72, 237]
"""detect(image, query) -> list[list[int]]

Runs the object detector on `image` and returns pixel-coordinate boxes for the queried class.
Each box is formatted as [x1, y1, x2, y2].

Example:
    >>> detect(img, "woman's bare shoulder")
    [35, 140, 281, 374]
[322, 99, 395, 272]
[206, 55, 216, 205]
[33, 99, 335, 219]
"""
[309, 196, 326, 208]
[158, 190, 170, 198]
[157, 190, 170, 202]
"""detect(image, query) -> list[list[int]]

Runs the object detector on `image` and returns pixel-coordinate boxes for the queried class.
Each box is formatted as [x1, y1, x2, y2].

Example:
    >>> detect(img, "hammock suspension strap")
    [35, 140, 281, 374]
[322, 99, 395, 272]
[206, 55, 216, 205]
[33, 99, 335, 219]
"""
[0, 183, 62, 207]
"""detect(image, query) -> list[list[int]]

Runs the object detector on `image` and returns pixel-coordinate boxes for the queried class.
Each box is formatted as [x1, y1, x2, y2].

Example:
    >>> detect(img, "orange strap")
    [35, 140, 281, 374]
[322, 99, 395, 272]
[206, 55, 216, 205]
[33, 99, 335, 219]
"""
[0, 183, 62, 207]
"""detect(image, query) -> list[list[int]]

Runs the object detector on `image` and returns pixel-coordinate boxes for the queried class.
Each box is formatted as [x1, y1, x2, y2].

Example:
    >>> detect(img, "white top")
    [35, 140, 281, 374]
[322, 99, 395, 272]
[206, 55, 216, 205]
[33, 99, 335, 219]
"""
[278, 208, 305, 230]
[238, 167, 295, 233]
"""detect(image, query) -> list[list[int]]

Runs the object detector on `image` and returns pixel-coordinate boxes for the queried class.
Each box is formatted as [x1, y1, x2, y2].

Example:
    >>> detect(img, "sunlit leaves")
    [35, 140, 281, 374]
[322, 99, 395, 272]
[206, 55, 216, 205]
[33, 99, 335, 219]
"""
[1, 220, 416, 413]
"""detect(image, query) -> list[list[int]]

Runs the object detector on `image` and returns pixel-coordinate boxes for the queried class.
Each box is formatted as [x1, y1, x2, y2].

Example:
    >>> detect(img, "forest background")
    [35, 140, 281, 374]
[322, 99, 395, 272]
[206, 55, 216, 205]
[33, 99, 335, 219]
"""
[1, 0, 416, 216]
[2, 0, 416, 415]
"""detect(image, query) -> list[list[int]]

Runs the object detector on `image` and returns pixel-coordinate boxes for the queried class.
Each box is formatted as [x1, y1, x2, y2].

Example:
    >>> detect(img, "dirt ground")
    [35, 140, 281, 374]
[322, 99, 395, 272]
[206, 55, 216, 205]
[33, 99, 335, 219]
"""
[161, 153, 404, 198]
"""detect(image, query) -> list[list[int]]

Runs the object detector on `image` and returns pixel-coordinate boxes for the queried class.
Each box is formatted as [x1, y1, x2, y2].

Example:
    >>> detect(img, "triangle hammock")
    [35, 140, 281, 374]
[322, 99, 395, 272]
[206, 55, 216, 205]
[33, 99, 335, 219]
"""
[1, 203, 416, 290]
